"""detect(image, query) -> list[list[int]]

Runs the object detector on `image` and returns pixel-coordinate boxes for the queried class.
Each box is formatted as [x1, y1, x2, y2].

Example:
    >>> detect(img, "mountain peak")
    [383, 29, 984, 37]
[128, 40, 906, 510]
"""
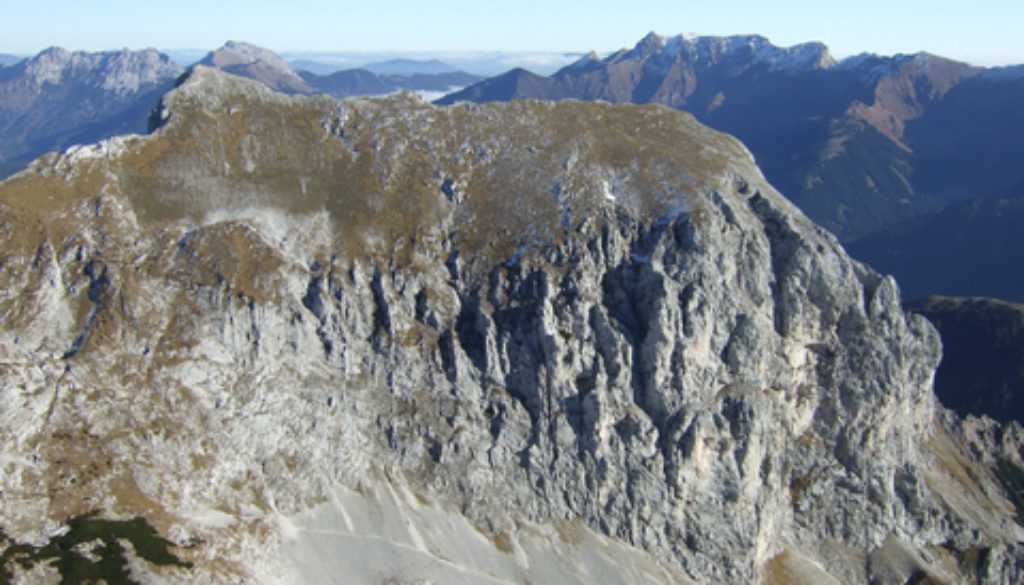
[558, 50, 602, 74]
[201, 40, 291, 69]
[627, 31, 667, 59]
[606, 32, 835, 75]
[197, 40, 313, 94]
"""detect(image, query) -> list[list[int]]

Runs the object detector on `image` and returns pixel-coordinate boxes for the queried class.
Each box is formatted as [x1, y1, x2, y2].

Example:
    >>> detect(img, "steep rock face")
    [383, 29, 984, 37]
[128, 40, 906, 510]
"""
[0, 47, 183, 178]
[0, 67, 1022, 584]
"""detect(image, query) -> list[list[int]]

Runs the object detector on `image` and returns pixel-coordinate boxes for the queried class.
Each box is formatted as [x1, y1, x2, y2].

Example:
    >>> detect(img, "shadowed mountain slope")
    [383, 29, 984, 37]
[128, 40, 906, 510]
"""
[908, 296, 1024, 424]
[0, 47, 183, 178]
[848, 184, 1024, 303]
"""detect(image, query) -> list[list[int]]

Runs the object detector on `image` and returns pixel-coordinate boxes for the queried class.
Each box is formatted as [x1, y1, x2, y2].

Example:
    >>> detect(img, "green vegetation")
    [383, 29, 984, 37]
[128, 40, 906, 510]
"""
[0, 512, 192, 584]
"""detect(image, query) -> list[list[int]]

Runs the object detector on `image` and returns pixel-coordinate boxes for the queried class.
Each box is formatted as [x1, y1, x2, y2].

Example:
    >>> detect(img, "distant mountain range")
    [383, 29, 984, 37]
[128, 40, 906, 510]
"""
[280, 50, 584, 76]
[362, 58, 458, 75]
[439, 32, 1024, 244]
[199, 41, 481, 98]
[0, 42, 481, 179]
[286, 57, 461, 76]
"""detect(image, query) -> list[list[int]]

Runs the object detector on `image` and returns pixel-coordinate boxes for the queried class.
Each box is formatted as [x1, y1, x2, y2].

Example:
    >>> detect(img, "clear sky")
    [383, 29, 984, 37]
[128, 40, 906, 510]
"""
[3, 0, 1023, 66]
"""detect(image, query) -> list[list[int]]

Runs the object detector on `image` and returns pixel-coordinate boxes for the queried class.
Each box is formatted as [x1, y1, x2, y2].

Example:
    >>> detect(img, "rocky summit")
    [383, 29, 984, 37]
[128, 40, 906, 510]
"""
[1, 66, 1023, 584]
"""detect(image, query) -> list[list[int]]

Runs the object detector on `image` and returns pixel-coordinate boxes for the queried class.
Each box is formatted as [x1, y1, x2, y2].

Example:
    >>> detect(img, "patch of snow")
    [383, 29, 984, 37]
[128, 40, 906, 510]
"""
[62, 135, 137, 165]
[601, 180, 616, 202]
[410, 85, 465, 102]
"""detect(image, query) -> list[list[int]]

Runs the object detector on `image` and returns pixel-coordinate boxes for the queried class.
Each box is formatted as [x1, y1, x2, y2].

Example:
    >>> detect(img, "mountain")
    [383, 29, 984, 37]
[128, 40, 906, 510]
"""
[299, 68, 480, 98]
[284, 58, 345, 75]
[362, 58, 457, 75]
[200, 41, 480, 98]
[908, 296, 1024, 424]
[0, 53, 22, 66]
[1, 65, 1022, 584]
[848, 183, 1024, 302]
[439, 32, 1024, 241]
[283, 50, 585, 76]
[197, 40, 315, 94]
[0, 47, 183, 179]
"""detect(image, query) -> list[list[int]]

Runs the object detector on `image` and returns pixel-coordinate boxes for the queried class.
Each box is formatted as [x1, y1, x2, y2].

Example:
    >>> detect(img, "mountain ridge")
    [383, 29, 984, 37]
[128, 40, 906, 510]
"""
[438, 32, 1024, 242]
[0, 42, 482, 179]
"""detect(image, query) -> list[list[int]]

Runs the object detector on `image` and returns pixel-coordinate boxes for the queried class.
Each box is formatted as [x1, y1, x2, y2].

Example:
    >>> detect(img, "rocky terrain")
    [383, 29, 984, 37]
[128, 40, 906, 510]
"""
[1, 66, 1023, 584]
[439, 32, 1024, 243]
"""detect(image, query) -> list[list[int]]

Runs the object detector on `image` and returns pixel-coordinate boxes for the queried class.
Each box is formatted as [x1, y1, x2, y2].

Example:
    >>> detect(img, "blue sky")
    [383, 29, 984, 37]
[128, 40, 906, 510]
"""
[3, 0, 1023, 65]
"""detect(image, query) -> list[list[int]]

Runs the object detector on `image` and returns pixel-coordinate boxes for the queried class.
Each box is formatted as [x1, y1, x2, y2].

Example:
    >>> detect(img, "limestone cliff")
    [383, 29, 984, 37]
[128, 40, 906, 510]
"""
[1, 66, 1022, 584]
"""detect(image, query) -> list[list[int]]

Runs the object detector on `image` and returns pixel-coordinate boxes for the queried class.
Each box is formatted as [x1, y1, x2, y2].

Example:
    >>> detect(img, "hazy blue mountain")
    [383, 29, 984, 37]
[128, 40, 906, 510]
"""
[299, 68, 480, 98]
[439, 32, 1024, 242]
[362, 58, 457, 75]
[0, 53, 23, 66]
[283, 50, 583, 76]
[196, 41, 480, 99]
[0, 47, 183, 179]
[286, 59, 346, 75]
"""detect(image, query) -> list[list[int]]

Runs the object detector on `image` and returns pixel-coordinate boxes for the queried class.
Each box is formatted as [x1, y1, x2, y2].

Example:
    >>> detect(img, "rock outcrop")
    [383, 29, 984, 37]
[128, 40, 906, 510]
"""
[1, 66, 1022, 584]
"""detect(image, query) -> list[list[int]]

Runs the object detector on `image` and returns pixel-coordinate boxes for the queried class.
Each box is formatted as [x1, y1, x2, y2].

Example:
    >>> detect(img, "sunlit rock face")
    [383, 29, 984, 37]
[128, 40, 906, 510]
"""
[1, 66, 1022, 584]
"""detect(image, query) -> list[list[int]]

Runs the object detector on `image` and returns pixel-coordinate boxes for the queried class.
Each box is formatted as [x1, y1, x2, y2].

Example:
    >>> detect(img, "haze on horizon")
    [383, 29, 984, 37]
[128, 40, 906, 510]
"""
[3, 0, 1024, 67]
